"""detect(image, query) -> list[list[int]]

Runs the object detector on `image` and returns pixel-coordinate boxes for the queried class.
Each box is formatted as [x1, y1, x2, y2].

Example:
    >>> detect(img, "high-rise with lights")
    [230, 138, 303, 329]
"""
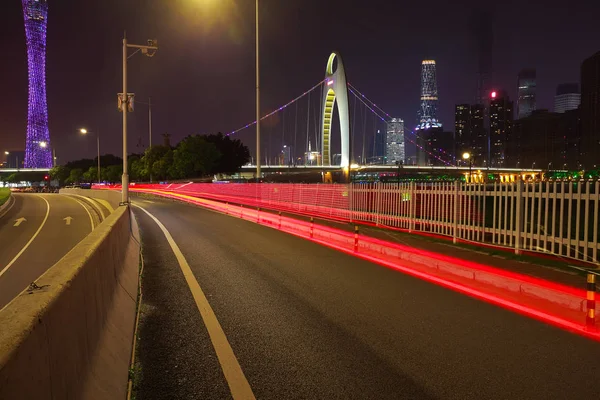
[386, 118, 405, 164]
[517, 69, 537, 119]
[489, 91, 514, 167]
[581, 51, 600, 167]
[22, 0, 52, 168]
[554, 83, 581, 113]
[416, 60, 441, 130]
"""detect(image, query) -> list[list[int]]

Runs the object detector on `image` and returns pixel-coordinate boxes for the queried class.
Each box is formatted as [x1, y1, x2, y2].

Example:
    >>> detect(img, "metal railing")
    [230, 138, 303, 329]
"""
[350, 181, 600, 264]
[103, 180, 600, 264]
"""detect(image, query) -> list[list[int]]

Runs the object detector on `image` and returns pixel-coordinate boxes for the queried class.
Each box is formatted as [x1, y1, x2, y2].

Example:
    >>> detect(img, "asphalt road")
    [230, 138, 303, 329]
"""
[0, 193, 100, 309]
[133, 196, 600, 400]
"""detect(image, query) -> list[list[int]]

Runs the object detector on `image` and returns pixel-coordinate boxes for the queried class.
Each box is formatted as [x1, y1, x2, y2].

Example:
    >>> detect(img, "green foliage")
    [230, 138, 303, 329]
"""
[0, 188, 10, 206]
[204, 132, 250, 174]
[49, 165, 69, 185]
[170, 135, 219, 179]
[67, 168, 84, 184]
[104, 165, 123, 183]
[49, 132, 251, 185]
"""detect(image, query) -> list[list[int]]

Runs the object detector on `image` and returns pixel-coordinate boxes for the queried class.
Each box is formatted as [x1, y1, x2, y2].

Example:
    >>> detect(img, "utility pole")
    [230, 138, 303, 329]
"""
[256, 0, 261, 179]
[148, 96, 152, 148]
[120, 34, 158, 204]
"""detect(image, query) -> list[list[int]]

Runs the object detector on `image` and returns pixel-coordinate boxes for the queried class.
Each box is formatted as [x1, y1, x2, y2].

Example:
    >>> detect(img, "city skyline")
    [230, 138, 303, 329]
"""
[0, 1, 599, 164]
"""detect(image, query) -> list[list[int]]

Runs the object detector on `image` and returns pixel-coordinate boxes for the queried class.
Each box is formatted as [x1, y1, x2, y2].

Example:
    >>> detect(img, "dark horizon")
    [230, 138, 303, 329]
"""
[1, 0, 599, 164]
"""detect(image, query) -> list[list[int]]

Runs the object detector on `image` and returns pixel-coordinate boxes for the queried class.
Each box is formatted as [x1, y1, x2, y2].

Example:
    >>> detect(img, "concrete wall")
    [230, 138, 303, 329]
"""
[0, 204, 139, 399]
[60, 188, 122, 210]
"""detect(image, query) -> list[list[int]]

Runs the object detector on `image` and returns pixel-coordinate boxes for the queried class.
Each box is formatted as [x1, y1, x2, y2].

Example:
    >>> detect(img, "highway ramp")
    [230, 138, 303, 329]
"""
[0, 193, 102, 309]
[131, 196, 600, 400]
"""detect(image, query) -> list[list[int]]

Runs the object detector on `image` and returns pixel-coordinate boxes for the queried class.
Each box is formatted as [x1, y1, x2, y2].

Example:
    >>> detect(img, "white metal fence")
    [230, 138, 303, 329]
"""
[350, 181, 600, 265]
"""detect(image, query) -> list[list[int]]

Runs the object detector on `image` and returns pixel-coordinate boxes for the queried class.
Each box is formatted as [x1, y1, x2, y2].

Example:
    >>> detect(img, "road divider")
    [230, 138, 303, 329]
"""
[129, 188, 600, 342]
[0, 197, 140, 399]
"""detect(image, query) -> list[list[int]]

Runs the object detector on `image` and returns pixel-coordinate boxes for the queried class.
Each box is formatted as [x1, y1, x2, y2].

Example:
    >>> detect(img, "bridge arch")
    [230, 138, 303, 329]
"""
[321, 52, 350, 167]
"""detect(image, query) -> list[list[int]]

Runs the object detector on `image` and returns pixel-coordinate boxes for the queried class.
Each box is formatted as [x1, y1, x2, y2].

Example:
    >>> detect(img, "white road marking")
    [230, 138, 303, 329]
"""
[63, 195, 95, 232]
[13, 217, 26, 227]
[134, 204, 256, 400]
[64, 216, 73, 225]
[0, 195, 50, 278]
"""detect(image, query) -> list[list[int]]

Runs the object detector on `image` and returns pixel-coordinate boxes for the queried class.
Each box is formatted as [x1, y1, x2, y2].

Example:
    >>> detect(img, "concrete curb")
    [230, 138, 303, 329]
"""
[0, 192, 13, 218]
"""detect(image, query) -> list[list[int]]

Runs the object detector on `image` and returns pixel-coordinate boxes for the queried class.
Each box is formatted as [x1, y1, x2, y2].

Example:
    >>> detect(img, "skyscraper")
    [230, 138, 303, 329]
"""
[554, 83, 581, 113]
[455, 104, 470, 162]
[22, 0, 52, 168]
[455, 104, 485, 165]
[470, 8, 494, 106]
[489, 91, 514, 167]
[417, 60, 441, 130]
[386, 118, 405, 164]
[581, 51, 600, 167]
[517, 69, 536, 119]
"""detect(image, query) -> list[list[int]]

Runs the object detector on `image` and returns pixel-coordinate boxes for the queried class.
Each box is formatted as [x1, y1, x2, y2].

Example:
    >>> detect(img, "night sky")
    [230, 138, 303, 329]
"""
[1, 0, 599, 164]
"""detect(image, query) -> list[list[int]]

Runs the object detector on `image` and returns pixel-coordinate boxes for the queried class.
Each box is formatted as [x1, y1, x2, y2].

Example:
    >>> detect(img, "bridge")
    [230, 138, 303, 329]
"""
[1, 51, 599, 400]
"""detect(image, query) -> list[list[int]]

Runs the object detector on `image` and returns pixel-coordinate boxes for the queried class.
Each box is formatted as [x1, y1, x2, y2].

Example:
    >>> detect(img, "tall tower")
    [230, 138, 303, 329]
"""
[22, 0, 52, 168]
[417, 60, 441, 130]
[517, 69, 536, 119]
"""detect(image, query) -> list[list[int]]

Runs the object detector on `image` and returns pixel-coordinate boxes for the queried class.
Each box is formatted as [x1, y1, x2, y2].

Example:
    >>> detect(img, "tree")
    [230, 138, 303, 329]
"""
[143, 145, 171, 178]
[170, 135, 219, 179]
[67, 168, 84, 184]
[129, 155, 148, 182]
[152, 148, 173, 181]
[204, 132, 250, 174]
[104, 165, 123, 183]
[49, 165, 70, 186]
[82, 167, 98, 183]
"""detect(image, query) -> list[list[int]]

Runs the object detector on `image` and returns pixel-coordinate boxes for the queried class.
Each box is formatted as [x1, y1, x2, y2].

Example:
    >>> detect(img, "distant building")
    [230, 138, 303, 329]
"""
[517, 69, 536, 119]
[304, 141, 321, 166]
[417, 60, 442, 130]
[455, 104, 471, 164]
[489, 91, 514, 167]
[279, 145, 291, 165]
[509, 109, 580, 169]
[369, 129, 386, 162]
[386, 118, 405, 164]
[6, 151, 25, 169]
[554, 83, 581, 113]
[454, 104, 486, 166]
[580, 51, 600, 167]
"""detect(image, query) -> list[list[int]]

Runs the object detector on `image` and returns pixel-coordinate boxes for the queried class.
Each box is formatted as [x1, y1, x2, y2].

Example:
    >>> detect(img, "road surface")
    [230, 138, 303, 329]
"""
[132, 196, 600, 400]
[0, 193, 101, 309]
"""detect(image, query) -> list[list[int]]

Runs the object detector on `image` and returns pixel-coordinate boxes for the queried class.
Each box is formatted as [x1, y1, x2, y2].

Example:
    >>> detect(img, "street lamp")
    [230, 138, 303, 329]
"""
[255, 0, 261, 180]
[80, 128, 101, 183]
[121, 36, 158, 204]
[462, 152, 472, 183]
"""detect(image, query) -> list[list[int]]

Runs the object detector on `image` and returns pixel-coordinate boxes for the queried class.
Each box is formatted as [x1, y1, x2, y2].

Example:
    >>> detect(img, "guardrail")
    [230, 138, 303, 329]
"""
[97, 180, 600, 265]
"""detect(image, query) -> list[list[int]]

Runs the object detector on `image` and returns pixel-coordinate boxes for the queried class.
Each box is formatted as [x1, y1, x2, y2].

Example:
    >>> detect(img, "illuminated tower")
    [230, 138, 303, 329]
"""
[417, 60, 441, 130]
[22, 0, 52, 168]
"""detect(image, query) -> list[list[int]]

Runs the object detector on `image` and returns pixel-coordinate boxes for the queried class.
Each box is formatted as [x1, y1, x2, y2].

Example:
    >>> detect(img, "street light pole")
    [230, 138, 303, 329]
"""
[256, 0, 261, 180]
[97, 130, 101, 183]
[121, 35, 158, 204]
[122, 35, 129, 204]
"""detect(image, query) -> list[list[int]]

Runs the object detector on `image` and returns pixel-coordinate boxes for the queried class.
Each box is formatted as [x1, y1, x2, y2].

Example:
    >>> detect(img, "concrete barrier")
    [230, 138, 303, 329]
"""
[0, 203, 140, 399]
[60, 188, 122, 211]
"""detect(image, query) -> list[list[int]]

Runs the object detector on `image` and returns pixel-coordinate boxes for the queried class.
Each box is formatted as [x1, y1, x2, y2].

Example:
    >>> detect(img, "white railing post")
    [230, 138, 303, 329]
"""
[453, 180, 459, 244]
[515, 179, 524, 255]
